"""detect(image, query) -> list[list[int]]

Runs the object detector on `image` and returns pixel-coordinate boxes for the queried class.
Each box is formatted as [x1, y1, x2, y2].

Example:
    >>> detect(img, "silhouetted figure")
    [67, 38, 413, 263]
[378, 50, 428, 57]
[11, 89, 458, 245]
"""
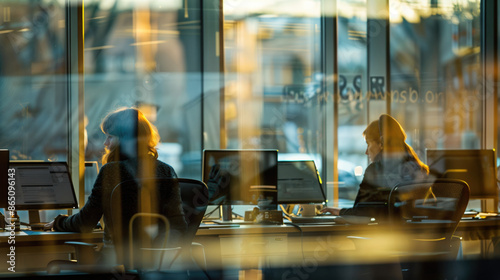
[322, 114, 429, 219]
[46, 107, 187, 263]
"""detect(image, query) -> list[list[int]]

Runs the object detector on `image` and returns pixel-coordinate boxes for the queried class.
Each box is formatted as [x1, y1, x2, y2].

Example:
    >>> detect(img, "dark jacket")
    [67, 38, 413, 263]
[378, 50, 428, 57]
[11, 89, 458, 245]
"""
[54, 156, 187, 248]
[340, 153, 429, 219]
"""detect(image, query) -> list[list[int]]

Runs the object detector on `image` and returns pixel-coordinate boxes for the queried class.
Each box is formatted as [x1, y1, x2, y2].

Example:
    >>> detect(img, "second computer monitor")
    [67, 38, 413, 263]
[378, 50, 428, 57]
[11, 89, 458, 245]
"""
[7, 161, 79, 210]
[202, 149, 278, 208]
[426, 149, 498, 199]
[277, 160, 326, 204]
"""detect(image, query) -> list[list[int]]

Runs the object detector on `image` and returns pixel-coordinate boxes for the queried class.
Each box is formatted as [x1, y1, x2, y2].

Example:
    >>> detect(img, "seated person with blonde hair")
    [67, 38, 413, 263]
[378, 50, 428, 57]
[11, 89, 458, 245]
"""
[322, 114, 429, 219]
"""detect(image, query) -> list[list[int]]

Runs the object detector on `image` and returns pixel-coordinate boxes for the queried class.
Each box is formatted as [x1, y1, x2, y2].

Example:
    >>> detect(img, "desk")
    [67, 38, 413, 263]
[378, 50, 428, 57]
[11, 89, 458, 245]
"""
[456, 218, 500, 258]
[2, 219, 500, 273]
[194, 219, 500, 269]
[456, 218, 500, 241]
[0, 230, 102, 272]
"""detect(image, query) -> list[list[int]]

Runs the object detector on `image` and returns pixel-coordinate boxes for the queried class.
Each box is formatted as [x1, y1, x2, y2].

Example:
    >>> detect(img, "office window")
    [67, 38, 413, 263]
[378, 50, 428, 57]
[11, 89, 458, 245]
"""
[389, 0, 483, 152]
[0, 0, 491, 210]
[222, 1, 324, 165]
[0, 2, 69, 161]
[333, 0, 485, 207]
[336, 0, 369, 206]
[83, 0, 204, 185]
[0, 1, 70, 223]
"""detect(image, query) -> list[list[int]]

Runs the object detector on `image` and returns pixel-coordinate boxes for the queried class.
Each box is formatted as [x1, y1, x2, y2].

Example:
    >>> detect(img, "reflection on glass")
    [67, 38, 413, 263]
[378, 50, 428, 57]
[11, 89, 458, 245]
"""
[82, 1, 203, 182]
[223, 0, 323, 171]
[0, 2, 68, 161]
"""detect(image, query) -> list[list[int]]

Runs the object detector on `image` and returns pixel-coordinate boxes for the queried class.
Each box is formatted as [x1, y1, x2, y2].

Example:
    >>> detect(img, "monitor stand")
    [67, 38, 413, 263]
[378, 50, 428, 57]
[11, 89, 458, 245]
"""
[28, 210, 41, 224]
[481, 198, 499, 213]
[212, 205, 253, 225]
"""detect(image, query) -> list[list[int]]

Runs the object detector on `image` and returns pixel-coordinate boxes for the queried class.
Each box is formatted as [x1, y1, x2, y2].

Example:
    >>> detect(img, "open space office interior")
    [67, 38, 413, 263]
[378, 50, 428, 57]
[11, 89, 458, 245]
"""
[1, 0, 500, 279]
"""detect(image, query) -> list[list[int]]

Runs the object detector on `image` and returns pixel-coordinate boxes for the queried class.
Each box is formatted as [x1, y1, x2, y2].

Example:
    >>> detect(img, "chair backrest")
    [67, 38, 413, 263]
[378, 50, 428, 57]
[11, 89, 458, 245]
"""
[177, 178, 209, 248]
[110, 178, 182, 270]
[388, 178, 470, 240]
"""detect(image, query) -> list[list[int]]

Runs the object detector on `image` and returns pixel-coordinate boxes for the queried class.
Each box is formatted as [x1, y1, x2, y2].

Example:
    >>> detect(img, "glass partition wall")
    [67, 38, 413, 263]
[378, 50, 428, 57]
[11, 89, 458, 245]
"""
[0, 0, 497, 274]
[82, 1, 204, 179]
[0, 2, 70, 222]
[222, 0, 489, 209]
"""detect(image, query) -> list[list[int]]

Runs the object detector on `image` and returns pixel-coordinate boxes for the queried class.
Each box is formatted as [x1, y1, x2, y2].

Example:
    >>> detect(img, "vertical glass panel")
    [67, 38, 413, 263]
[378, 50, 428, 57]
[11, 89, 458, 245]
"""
[0, 2, 68, 161]
[336, 0, 368, 207]
[336, 0, 483, 208]
[223, 1, 323, 161]
[83, 0, 203, 196]
[389, 0, 482, 152]
[388, 0, 482, 207]
[0, 1, 69, 227]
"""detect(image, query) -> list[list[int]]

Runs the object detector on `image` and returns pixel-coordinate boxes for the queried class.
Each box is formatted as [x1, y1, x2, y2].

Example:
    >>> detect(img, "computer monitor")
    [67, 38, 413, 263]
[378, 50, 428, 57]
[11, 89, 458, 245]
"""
[426, 149, 498, 200]
[0, 149, 9, 209]
[6, 161, 79, 224]
[202, 149, 278, 208]
[277, 160, 326, 204]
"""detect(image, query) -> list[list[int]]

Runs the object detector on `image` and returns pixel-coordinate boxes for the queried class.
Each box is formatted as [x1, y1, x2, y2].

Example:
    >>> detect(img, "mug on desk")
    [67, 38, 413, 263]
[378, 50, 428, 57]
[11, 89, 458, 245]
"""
[300, 204, 317, 217]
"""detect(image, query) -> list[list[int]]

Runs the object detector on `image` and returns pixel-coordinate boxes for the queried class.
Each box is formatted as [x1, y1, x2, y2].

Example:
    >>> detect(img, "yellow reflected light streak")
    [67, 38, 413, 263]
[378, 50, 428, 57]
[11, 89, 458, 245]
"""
[130, 40, 167, 46]
[125, 28, 179, 35]
[84, 45, 114, 51]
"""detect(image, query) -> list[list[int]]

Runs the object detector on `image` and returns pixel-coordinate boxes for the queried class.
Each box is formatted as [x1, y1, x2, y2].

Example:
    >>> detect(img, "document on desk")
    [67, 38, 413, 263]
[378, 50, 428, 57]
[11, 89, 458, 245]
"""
[199, 223, 241, 229]
[0, 231, 28, 237]
[289, 215, 374, 225]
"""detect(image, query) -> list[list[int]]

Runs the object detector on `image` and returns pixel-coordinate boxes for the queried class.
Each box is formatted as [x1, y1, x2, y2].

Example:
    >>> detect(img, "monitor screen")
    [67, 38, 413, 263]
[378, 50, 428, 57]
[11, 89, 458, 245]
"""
[6, 161, 78, 210]
[426, 149, 498, 199]
[202, 149, 278, 207]
[277, 160, 326, 204]
[0, 149, 9, 209]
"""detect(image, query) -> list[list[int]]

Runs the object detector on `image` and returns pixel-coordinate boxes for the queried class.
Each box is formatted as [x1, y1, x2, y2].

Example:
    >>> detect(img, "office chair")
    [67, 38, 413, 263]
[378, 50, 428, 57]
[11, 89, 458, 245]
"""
[346, 179, 469, 279]
[47, 177, 194, 274]
[384, 179, 470, 280]
[387, 178, 470, 261]
[108, 178, 183, 271]
[177, 179, 210, 273]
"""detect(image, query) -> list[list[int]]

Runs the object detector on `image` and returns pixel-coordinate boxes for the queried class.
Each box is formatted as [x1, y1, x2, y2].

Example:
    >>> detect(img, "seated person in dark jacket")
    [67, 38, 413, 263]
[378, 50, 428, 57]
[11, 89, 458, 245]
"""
[322, 114, 429, 219]
[45, 107, 187, 263]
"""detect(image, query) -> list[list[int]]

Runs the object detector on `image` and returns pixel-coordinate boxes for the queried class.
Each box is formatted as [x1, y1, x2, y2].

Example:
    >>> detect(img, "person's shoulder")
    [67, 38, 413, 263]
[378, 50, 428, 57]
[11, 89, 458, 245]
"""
[156, 159, 173, 169]
[156, 159, 177, 176]
[400, 157, 422, 172]
[100, 161, 126, 172]
[365, 161, 382, 173]
[99, 161, 136, 180]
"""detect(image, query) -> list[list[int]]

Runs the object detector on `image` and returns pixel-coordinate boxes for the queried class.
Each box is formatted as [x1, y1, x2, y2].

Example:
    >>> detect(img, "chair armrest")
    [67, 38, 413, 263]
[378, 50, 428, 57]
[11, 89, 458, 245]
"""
[190, 242, 207, 270]
[64, 241, 99, 265]
[140, 246, 182, 270]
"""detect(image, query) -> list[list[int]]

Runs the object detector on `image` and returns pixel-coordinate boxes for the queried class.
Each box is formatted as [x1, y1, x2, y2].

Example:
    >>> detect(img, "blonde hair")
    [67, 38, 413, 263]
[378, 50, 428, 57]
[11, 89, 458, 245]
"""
[362, 120, 381, 143]
[100, 107, 160, 164]
[378, 114, 429, 174]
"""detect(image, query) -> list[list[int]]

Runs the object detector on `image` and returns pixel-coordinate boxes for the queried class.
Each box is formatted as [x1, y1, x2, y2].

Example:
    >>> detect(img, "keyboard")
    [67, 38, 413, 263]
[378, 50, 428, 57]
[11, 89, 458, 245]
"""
[290, 215, 375, 225]
[289, 215, 345, 224]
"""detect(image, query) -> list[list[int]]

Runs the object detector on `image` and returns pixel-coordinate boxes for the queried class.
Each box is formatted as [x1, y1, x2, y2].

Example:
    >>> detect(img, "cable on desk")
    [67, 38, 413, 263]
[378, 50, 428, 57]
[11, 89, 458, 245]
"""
[231, 206, 244, 219]
[285, 222, 305, 261]
[280, 204, 296, 222]
[280, 204, 291, 216]
[204, 205, 221, 219]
